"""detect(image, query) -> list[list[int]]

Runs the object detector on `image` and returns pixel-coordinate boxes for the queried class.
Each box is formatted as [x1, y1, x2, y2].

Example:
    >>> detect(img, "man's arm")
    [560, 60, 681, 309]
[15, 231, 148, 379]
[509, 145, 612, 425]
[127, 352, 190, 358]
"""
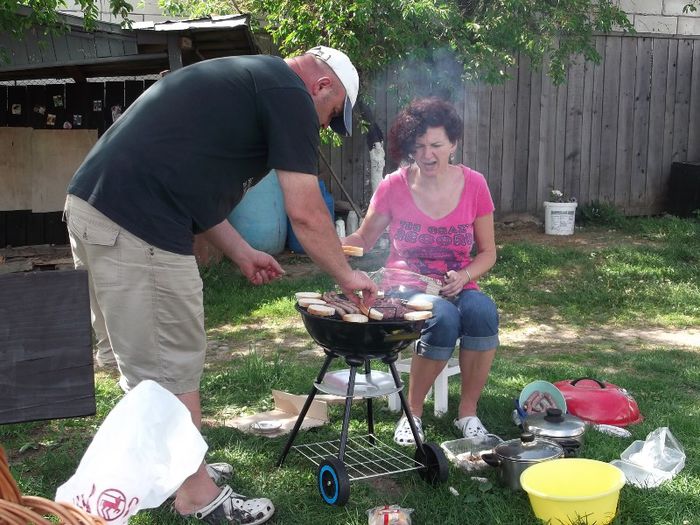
[277, 170, 377, 304]
[201, 220, 284, 285]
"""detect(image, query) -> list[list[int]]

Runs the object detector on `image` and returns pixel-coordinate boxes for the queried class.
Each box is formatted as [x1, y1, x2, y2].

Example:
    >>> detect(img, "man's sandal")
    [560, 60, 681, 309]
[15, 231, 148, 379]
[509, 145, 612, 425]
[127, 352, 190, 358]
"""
[187, 485, 275, 525]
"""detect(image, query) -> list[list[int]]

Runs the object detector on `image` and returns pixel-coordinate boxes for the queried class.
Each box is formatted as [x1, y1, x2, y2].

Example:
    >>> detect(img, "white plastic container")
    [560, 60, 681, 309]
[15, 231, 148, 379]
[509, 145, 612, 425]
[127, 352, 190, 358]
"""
[544, 201, 577, 235]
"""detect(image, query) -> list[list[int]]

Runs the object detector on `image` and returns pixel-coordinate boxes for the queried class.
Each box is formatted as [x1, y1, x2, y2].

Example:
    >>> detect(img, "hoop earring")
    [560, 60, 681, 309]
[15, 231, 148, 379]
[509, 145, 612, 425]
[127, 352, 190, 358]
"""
[449, 153, 455, 163]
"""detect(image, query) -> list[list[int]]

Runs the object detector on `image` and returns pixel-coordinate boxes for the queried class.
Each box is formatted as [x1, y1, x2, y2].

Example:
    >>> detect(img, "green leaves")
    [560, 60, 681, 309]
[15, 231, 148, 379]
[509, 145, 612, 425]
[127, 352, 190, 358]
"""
[0, 0, 134, 35]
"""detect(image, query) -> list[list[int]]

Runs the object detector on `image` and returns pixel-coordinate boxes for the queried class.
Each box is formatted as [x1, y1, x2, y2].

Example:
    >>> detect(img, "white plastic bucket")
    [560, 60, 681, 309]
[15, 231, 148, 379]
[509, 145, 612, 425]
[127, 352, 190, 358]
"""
[544, 202, 577, 235]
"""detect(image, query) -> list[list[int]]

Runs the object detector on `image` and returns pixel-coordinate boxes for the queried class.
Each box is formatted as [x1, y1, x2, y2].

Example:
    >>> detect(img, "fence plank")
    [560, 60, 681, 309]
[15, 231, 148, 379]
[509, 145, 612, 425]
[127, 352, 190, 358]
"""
[463, 81, 478, 168]
[600, 36, 621, 203]
[513, 54, 531, 213]
[614, 37, 637, 210]
[588, 37, 607, 204]
[500, 66, 518, 212]
[526, 56, 542, 212]
[579, 49, 595, 204]
[488, 83, 504, 208]
[564, 56, 584, 203]
[672, 39, 693, 163]
[647, 39, 670, 211]
[689, 40, 700, 161]
[661, 40, 679, 201]
[631, 37, 653, 208]
[538, 59, 557, 208]
[475, 83, 492, 178]
[553, 74, 568, 194]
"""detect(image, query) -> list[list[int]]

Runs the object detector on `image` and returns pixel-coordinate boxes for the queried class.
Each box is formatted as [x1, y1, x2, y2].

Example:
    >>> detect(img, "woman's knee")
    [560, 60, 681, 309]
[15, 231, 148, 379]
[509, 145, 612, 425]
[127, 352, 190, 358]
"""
[458, 291, 499, 336]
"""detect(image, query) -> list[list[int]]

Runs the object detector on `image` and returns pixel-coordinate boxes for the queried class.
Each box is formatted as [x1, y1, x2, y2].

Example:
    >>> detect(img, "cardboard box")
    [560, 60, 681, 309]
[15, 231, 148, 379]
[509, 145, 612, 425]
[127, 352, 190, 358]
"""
[224, 390, 331, 438]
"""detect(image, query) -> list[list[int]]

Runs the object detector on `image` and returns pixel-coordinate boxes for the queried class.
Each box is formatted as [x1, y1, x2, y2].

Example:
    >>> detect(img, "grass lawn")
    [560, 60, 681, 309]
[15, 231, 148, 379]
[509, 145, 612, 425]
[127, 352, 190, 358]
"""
[1, 216, 699, 524]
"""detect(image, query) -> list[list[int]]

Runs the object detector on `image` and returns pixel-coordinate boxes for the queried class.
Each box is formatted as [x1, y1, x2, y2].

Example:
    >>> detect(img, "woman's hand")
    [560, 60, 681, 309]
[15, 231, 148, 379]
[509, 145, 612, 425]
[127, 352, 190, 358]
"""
[440, 269, 469, 297]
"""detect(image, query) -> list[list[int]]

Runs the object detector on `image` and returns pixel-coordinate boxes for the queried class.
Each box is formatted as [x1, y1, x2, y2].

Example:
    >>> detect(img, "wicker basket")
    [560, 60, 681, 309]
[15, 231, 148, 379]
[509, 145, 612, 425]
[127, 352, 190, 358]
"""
[1, 446, 106, 524]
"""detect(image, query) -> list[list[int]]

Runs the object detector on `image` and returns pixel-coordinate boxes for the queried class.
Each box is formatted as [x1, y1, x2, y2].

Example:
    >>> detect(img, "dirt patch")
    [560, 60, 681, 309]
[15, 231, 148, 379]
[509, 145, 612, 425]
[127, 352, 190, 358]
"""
[494, 218, 655, 250]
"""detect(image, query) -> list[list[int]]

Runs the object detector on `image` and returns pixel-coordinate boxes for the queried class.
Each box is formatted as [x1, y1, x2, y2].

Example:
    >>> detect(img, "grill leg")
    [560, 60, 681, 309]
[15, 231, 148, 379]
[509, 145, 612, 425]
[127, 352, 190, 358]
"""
[277, 352, 336, 467]
[364, 360, 375, 445]
[337, 365, 358, 461]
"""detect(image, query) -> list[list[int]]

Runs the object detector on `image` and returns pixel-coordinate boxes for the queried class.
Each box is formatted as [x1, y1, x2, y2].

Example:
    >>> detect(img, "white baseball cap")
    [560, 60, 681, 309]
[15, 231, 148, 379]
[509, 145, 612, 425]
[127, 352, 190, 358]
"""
[305, 45, 359, 136]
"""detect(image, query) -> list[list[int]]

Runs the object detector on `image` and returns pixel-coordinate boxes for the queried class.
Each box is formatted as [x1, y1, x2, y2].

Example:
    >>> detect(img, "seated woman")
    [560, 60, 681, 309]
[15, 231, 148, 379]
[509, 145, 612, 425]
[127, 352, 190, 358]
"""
[343, 97, 499, 445]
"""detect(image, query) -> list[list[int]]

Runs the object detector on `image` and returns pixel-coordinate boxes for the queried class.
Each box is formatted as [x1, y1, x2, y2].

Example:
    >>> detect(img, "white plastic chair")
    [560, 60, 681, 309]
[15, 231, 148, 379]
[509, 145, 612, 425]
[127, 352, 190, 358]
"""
[387, 348, 460, 417]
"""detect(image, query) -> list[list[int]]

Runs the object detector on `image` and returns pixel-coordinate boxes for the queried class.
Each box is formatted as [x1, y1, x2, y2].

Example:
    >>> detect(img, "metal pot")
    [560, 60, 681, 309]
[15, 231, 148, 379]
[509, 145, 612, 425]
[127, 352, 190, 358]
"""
[482, 432, 564, 491]
[523, 407, 588, 457]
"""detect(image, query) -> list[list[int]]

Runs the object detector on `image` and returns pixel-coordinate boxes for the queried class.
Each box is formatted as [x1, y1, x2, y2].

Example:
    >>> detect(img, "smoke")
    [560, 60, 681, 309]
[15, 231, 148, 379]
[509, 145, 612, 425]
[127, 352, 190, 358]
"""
[367, 45, 471, 108]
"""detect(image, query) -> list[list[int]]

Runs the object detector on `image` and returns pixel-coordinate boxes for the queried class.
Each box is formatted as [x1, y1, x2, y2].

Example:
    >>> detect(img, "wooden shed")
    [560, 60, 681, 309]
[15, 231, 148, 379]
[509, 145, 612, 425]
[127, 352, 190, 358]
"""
[0, 7, 261, 248]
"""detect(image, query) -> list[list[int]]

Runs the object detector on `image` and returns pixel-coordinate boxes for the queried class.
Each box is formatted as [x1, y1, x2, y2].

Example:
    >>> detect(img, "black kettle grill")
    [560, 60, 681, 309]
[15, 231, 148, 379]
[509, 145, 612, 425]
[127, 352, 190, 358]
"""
[276, 305, 448, 506]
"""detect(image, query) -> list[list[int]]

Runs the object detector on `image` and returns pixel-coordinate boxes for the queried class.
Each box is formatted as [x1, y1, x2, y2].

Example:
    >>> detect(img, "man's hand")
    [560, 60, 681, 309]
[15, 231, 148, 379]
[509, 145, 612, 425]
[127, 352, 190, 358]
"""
[236, 248, 285, 285]
[338, 270, 378, 306]
[199, 220, 285, 285]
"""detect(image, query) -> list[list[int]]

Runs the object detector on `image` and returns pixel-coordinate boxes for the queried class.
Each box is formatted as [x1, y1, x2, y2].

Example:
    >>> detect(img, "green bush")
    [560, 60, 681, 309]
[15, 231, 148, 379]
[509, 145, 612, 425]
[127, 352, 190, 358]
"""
[577, 200, 625, 226]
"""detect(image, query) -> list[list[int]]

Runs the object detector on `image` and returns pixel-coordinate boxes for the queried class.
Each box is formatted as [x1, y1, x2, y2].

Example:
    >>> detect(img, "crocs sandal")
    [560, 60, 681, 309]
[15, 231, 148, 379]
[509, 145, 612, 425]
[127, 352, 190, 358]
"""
[206, 462, 234, 485]
[393, 415, 424, 446]
[453, 416, 489, 439]
[165, 463, 234, 503]
[188, 485, 275, 525]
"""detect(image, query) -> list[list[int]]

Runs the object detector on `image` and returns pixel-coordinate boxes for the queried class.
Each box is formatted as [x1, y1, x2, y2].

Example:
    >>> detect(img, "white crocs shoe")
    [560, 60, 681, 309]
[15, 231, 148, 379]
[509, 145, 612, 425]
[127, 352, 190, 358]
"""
[206, 462, 234, 485]
[191, 485, 274, 525]
[454, 416, 489, 439]
[393, 415, 424, 446]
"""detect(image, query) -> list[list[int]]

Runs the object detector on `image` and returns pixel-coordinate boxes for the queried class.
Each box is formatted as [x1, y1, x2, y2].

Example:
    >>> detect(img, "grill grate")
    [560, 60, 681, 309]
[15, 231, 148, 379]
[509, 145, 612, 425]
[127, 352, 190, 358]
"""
[292, 434, 424, 481]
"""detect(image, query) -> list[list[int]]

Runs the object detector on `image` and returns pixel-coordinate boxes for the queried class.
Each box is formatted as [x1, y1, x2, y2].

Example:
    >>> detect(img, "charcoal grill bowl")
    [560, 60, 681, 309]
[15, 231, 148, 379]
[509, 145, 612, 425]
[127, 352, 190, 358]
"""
[296, 304, 425, 358]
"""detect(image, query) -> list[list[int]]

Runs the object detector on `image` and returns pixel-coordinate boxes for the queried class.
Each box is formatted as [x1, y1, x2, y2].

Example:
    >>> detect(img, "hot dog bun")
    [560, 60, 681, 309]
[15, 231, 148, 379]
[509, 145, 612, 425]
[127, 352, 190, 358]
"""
[342, 245, 364, 257]
[404, 310, 433, 321]
[295, 292, 323, 300]
[405, 298, 434, 311]
[298, 297, 327, 308]
[342, 313, 369, 323]
[308, 304, 336, 317]
[368, 308, 384, 321]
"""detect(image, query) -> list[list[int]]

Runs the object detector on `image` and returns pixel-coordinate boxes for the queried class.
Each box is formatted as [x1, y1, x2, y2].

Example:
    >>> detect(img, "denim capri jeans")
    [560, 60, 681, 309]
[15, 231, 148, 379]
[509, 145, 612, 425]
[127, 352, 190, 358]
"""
[408, 290, 499, 361]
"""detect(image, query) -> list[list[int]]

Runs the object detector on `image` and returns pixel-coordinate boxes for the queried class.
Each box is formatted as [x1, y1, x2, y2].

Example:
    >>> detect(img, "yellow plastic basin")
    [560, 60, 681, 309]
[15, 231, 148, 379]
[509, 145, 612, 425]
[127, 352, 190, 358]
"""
[520, 458, 625, 524]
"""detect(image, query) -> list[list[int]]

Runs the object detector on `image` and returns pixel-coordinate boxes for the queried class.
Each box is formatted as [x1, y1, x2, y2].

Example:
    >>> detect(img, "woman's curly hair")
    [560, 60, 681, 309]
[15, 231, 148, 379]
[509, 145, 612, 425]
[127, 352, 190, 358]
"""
[387, 97, 463, 163]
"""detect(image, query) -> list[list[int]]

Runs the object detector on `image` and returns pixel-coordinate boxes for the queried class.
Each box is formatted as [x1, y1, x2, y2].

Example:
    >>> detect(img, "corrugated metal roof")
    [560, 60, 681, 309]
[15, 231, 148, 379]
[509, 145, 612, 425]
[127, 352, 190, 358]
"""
[0, 10, 259, 81]
[132, 14, 250, 32]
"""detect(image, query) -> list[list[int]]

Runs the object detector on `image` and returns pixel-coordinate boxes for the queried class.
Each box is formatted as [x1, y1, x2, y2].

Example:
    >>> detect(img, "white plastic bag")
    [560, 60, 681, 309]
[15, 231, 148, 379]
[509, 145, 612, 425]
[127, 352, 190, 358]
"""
[611, 426, 685, 488]
[55, 380, 207, 523]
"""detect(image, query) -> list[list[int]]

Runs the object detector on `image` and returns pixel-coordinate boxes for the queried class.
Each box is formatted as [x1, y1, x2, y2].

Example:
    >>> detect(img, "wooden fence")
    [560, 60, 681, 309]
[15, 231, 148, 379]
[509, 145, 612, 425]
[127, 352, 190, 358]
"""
[322, 33, 700, 218]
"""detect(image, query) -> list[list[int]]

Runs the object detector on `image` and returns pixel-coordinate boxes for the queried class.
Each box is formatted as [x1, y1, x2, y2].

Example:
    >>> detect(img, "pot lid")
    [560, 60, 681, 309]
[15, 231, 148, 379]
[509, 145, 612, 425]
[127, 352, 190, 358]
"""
[523, 408, 587, 438]
[494, 432, 563, 462]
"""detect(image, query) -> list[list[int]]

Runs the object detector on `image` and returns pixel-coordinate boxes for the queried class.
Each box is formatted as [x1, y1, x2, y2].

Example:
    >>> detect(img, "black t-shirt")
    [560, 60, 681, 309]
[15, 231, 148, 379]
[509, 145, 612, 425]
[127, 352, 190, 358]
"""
[68, 55, 320, 255]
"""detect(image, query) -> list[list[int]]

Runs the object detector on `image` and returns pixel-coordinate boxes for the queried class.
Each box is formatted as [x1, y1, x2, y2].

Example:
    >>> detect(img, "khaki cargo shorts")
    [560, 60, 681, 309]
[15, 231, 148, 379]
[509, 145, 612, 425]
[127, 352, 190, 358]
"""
[64, 194, 205, 394]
